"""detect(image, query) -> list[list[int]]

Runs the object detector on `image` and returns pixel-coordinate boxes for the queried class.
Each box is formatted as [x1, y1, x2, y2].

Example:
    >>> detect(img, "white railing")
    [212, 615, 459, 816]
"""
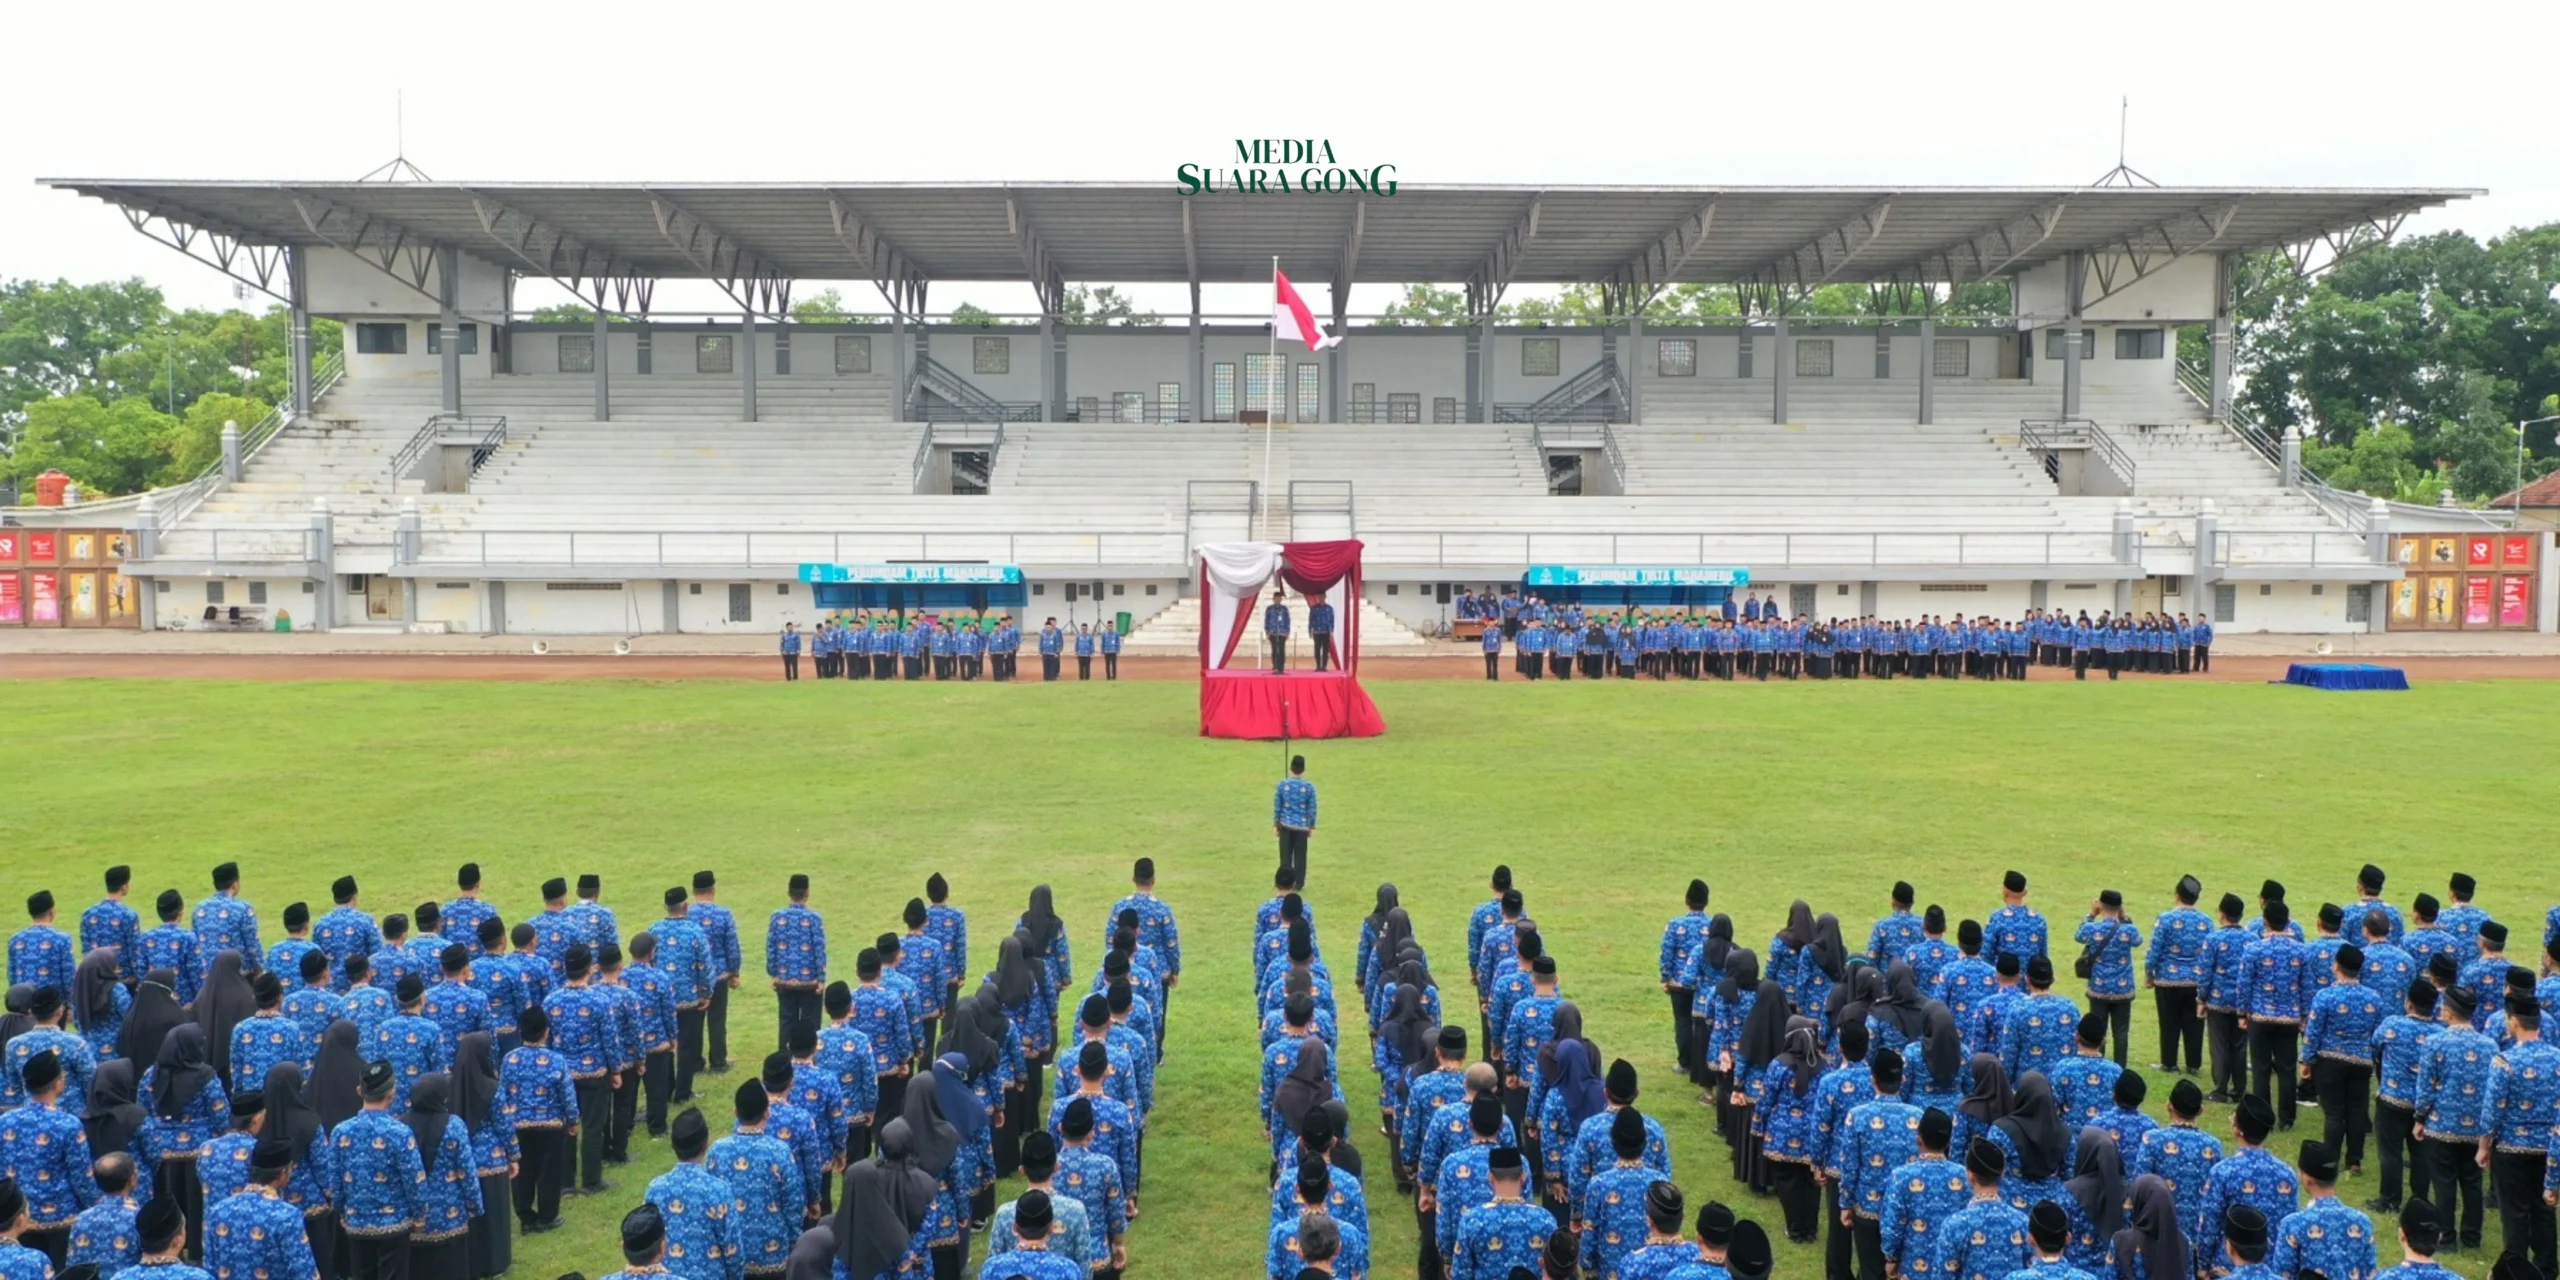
[406, 528, 1186, 570]
[144, 527, 325, 565]
[1358, 529, 2133, 570]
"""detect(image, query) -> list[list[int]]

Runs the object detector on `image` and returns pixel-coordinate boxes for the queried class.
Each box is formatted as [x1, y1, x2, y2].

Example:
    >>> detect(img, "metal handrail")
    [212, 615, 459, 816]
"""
[1496, 355, 1626, 424]
[913, 421, 1007, 489]
[128, 526, 325, 566]
[2210, 528, 2390, 569]
[906, 353, 1033, 423]
[91, 349, 346, 529]
[2175, 358, 2512, 532]
[389, 413, 509, 483]
[406, 527, 1185, 570]
[2018, 417, 2138, 491]
[1348, 528, 2145, 570]
[1286, 481, 1356, 540]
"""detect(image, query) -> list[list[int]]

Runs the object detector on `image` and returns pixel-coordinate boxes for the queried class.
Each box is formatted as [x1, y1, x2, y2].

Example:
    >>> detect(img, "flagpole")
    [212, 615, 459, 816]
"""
[1264, 254, 1278, 541]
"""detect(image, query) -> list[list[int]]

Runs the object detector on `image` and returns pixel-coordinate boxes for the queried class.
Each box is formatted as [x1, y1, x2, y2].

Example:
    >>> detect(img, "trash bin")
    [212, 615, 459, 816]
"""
[1116, 610, 1132, 634]
[274, 610, 292, 632]
[33, 470, 71, 506]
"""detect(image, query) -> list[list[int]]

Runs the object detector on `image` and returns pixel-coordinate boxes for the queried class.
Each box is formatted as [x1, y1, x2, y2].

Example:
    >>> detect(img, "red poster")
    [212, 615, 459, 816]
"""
[2466, 536, 2494, 566]
[0, 575, 18, 624]
[26, 531, 56, 562]
[2462, 575, 2493, 626]
[2502, 575, 2533, 627]
[2505, 536, 2536, 567]
[0, 531, 17, 563]
[29, 571, 59, 623]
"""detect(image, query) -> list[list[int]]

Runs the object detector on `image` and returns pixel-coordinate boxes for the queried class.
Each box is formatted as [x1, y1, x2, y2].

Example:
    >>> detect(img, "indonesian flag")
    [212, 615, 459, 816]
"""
[1273, 269, 1343, 351]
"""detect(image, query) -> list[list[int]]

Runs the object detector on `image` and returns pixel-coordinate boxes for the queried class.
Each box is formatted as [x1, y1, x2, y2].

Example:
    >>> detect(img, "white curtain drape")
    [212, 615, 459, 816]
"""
[1198, 541, 1285, 669]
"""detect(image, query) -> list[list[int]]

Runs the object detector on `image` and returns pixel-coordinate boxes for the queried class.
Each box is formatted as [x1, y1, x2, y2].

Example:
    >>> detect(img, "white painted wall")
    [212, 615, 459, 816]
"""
[339, 320, 499, 381]
[1490, 330, 1606, 402]
[1065, 332, 1191, 410]
[413, 579, 486, 632]
[927, 330, 1045, 404]
[2017, 255, 2217, 325]
[2221, 579, 2363, 632]
[1873, 581, 2034, 618]
[307, 247, 508, 318]
[167, 576, 324, 627]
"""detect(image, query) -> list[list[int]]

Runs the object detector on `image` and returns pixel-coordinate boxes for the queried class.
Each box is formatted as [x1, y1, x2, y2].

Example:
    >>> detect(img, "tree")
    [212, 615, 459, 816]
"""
[2, 395, 182, 495]
[790, 289, 881, 325]
[947, 302, 1026, 327]
[172, 392, 272, 481]
[0, 278, 166, 435]
[1058, 285, 1159, 326]
[1375, 284, 1470, 327]
[526, 303, 632, 325]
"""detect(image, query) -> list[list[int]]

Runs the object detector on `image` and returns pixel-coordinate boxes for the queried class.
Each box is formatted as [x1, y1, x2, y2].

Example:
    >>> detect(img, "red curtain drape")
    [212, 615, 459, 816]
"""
[1280, 539, 1363, 677]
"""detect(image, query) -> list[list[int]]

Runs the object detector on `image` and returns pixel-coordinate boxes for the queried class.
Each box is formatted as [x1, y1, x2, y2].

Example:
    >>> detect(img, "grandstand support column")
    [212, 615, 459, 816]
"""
[438, 246, 462, 414]
[2281, 425, 2303, 488]
[1771, 314, 1790, 423]
[2209, 253, 2236, 422]
[134, 495, 160, 632]
[287, 247, 313, 421]
[1465, 323, 1485, 423]
[1858, 581, 1878, 616]
[1626, 315, 1644, 421]
[2111, 498, 2136, 615]
[740, 309, 760, 422]
[2192, 500, 2220, 618]
[310, 498, 337, 631]
[1040, 316, 1058, 421]
[2365, 498, 2392, 565]
[661, 581, 680, 633]
[593, 312, 611, 420]
[2060, 250, 2086, 419]
[1917, 315, 1936, 425]
[1187, 284, 1204, 423]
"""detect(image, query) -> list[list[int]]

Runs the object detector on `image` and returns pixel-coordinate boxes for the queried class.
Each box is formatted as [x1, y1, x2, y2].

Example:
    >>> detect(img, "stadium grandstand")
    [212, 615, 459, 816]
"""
[12, 176, 2537, 640]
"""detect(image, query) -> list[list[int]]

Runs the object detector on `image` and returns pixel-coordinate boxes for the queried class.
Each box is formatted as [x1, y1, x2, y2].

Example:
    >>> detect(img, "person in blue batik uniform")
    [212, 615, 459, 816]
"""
[136, 892, 203, 1007]
[191, 864, 261, 983]
[547, 943, 628, 1196]
[849, 952, 915, 1125]
[2054, 1128, 2121, 1274]
[708, 1083, 800, 1276]
[1880, 1107, 1969, 1280]
[2, 1049, 96, 1255]
[2239, 900, 2313, 1130]
[2341, 864, 2403, 948]
[2049, 1011, 2122, 1131]
[13, 890, 77, 1006]
[1617, 1180, 1702, 1280]
[602, 1204, 673, 1280]
[421, 947, 491, 1063]
[2074, 890, 2142, 1067]
[2438, 874, 2488, 959]
[2127, 1078, 2221, 1233]
[2096, 1072, 2157, 1159]
[1480, 619, 1503, 680]
[777, 622, 801, 680]
[978, 1187, 1081, 1280]
[1269, 1165, 1367, 1280]
[69, 1153, 143, 1279]
[439, 864, 497, 961]
[401, 1073, 481, 1280]
[196, 1085, 264, 1210]
[1839, 1048, 1925, 1269]
[2300, 944, 2384, 1176]
[2194, 1095, 2300, 1269]
[648, 892, 715, 1105]
[1870, 882, 1926, 970]
[113, 1197, 204, 1280]
[767, 875, 828, 1055]
[82, 868, 144, 981]
[528, 881, 579, 979]
[266, 904, 321, 995]
[2372, 1201, 2459, 1280]
[1448, 1144, 1553, 1280]
[312, 878, 379, 995]
[500, 1007, 576, 1234]
[224, 975, 305, 1096]
[372, 975, 450, 1114]
[1986, 871, 2048, 971]
[2000, 958, 2081, 1086]
[1660, 881, 1713, 1079]
[2485, 993, 2560, 1276]
[2148, 875, 2214, 1078]
[2458, 922, 2520, 1038]
[137, 1023, 228, 1257]
[687, 872, 744, 1078]
[567, 876, 620, 964]
[1582, 1108, 1670, 1273]
[331, 1061, 426, 1280]
[338, 956, 395, 1046]
[2270, 1140, 2378, 1280]
[1934, 922, 1999, 1055]
[2009, 1200, 2094, 1280]
[1932, 1140, 2030, 1280]
[649, 1109, 745, 1280]
[6, 985, 96, 1114]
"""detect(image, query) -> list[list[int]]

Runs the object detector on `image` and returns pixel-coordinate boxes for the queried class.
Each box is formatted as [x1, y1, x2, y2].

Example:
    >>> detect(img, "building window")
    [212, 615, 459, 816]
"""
[1932, 337, 1970, 377]
[557, 334, 595, 374]
[1244, 354, 1284, 415]
[1114, 392, 1144, 423]
[1794, 339, 1834, 378]
[1076, 397, 1099, 422]
[1351, 383, 1376, 423]
[1387, 392, 1421, 423]
[355, 322, 408, 355]
[696, 334, 734, 374]
[972, 336, 1010, 375]
[1433, 396, 1458, 423]
[206, 581, 227, 605]
[1211, 363, 1237, 421]
[1145, 584, 1158, 596]
[1295, 363, 1321, 422]
[247, 581, 268, 605]
[2213, 583, 2237, 622]
[1521, 337, 1561, 378]
[1656, 338, 1697, 377]
[1156, 381, 1183, 422]
[835, 335, 872, 375]
[2043, 329, 2097, 360]
[727, 583, 752, 622]
[2114, 328, 2165, 360]
[425, 322, 479, 356]
[2345, 584, 2372, 622]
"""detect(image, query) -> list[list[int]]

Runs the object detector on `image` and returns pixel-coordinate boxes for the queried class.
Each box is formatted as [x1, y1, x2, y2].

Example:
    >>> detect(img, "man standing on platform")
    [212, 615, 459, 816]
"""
[1266, 589, 1293, 674]
[1275, 756, 1317, 891]
[1309, 593, 1338, 673]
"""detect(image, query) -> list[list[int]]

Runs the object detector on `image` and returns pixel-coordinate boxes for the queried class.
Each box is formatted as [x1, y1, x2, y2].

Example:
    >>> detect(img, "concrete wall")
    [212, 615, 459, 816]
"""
[2018, 255, 2217, 325]
[306, 247, 508, 318]
[1064, 332, 1192, 410]
[340, 320, 500, 381]
[1873, 581, 2035, 618]
[2222, 579, 2366, 632]
[1490, 330, 1607, 402]
[163, 576, 326, 627]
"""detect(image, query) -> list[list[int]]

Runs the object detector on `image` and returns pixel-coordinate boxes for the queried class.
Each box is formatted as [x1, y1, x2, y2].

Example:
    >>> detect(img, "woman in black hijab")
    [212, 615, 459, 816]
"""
[309, 1019, 367, 1129]
[2066, 1124, 2125, 1265]
[404, 1073, 471, 1280]
[450, 1032, 507, 1280]
[261, 1059, 336, 1277]
[1910, 998, 1969, 1110]
[1018, 886, 1065, 988]
[1378, 983, 1433, 1127]
[1273, 1035, 1330, 1152]
[1361, 885, 1399, 996]
[940, 991, 1000, 1081]
[1954, 1050, 2014, 1153]
[989, 934, 1038, 1176]
[1996, 1071, 2071, 1188]
[837, 1117, 939, 1280]
[1825, 965, 1884, 1041]
[119, 968, 186, 1067]
[83, 1057, 148, 1175]
[195, 950, 257, 1085]
[148, 1022, 223, 1258]
[1729, 979, 1791, 1188]
[0, 984, 31, 1051]
[901, 1057, 976, 1280]
[74, 947, 128, 1059]
[1869, 961, 1932, 1048]
[1686, 920, 1734, 1089]
[1536, 1001, 1587, 1102]
[2113, 1173, 2190, 1280]
[1703, 947, 1760, 1112]
[1803, 913, 1848, 1015]
[1767, 1017, 1828, 1239]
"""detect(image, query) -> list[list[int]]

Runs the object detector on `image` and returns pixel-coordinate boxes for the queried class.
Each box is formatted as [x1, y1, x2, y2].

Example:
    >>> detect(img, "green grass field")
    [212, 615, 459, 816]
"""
[11, 675, 2558, 1280]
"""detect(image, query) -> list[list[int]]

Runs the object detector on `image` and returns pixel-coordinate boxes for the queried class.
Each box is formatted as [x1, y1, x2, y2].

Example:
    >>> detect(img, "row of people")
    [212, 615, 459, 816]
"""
[1476, 611, 2217, 682]
[778, 617, 1126, 683]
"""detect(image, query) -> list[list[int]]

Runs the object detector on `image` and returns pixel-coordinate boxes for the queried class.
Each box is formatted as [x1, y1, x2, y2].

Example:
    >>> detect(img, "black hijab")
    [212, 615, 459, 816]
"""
[969, 984, 1010, 1051]
[1697, 915, 1735, 980]
[1872, 961, 1931, 1040]
[2069, 1124, 2126, 1239]
[83, 1058, 146, 1157]
[1396, 948, 1434, 997]
[1778, 901, 1816, 950]
[940, 991, 1000, 1078]
[452, 1032, 500, 1135]
[1382, 983, 1434, 1072]
[931, 1054, 986, 1144]
[196, 950, 257, 1083]
[150, 1023, 216, 1120]
[74, 947, 123, 1037]
[2114, 1174, 2190, 1280]
[1274, 1035, 1330, 1134]
[838, 1118, 939, 1280]
[1808, 914, 1848, 982]
[1918, 999, 1966, 1088]
[1779, 1016, 1825, 1096]
[1827, 966, 1884, 1031]
[1020, 886, 1062, 957]
[1368, 884, 1399, 933]
[120, 968, 186, 1067]
[787, 1221, 838, 1280]
[310, 1019, 367, 1128]
[992, 934, 1034, 1007]
[406, 1073, 454, 1173]
[1957, 1052, 2014, 1123]
[901, 1057, 964, 1178]
[1996, 1072, 2070, 1181]
[1716, 948, 1761, 1003]
[1536, 1002, 1585, 1087]
[0, 985, 30, 1050]
[1376, 909, 1416, 983]
[265, 1060, 323, 1168]
[1734, 979, 1793, 1070]
[1551, 1038, 1609, 1134]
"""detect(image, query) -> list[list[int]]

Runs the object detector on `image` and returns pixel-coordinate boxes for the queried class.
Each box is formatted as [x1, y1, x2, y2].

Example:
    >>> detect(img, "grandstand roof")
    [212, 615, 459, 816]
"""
[45, 179, 2476, 294]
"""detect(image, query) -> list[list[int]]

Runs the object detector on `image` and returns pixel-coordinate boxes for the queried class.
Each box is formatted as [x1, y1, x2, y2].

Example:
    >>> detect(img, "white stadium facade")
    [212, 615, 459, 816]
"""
[15, 175, 2551, 641]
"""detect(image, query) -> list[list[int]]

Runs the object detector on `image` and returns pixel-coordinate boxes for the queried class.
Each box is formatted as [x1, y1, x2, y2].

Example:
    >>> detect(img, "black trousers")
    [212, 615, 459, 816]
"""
[514, 1127, 565, 1227]
[607, 1066, 638, 1161]
[643, 1051, 673, 1135]
[2090, 997, 2133, 1066]
[876, 655, 895, 679]
[575, 1077, 612, 1190]
[2496, 1149, 2557, 1276]
[1041, 654, 1059, 681]
[2197, 644, 2212, 672]
[1416, 1203, 1444, 1280]
[2073, 649, 2090, 679]
[1669, 987, 1697, 1074]
[1484, 653, 1500, 680]
[1077, 656, 1091, 680]
[1268, 637, 1288, 672]
[2375, 1099, 2418, 1207]
[2153, 986, 2203, 1071]
[1313, 634, 1336, 671]
[1278, 828, 1309, 889]
[709, 981, 732, 1071]
[346, 1232, 411, 1280]
[2313, 1057, 2373, 1170]
[782, 654, 799, 680]
[2424, 1136, 2485, 1248]
[1852, 1217, 1887, 1280]
[1104, 653, 1119, 679]
[777, 987, 821, 1053]
[1824, 1183, 1856, 1280]
[1772, 1160, 1820, 1242]
[2248, 1021, 2301, 1125]
[676, 1006, 707, 1100]
[20, 1229, 66, 1268]
[2207, 1009, 2246, 1096]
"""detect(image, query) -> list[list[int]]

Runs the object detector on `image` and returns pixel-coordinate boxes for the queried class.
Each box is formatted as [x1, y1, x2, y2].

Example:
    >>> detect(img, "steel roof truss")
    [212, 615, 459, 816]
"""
[646, 192, 793, 316]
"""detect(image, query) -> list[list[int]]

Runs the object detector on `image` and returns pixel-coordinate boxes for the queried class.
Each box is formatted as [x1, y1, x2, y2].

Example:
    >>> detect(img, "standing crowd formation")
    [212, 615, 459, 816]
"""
[1462, 589, 2215, 683]
[0, 858, 1185, 1280]
[779, 614, 1124, 684]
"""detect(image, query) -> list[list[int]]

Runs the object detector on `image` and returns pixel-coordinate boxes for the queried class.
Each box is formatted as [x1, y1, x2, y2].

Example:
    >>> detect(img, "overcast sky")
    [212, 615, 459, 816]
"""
[5, 0, 2551, 318]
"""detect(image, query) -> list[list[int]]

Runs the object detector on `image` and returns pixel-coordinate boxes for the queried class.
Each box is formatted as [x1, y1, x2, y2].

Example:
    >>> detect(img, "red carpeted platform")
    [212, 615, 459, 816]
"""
[1199, 670, 1385, 739]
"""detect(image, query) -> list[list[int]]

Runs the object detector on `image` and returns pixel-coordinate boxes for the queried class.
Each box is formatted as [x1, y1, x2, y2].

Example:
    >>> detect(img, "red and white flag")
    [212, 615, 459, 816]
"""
[1272, 268, 1343, 351]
